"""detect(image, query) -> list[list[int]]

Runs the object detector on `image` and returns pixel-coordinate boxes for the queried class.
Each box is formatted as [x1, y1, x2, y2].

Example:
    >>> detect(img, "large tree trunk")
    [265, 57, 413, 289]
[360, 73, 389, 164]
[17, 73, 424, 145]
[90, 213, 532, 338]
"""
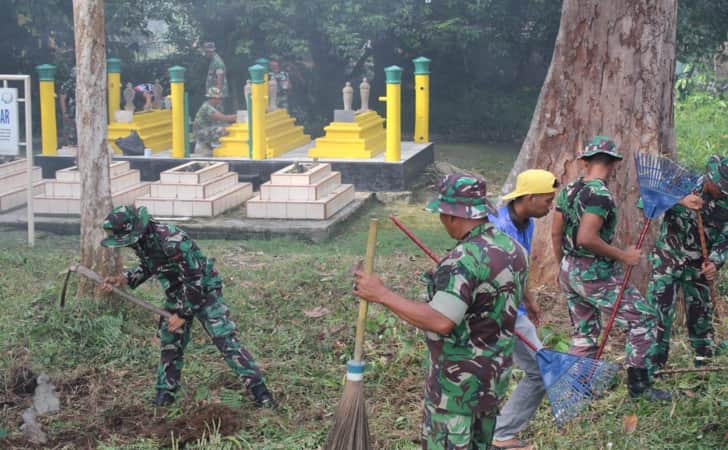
[503, 0, 677, 289]
[73, 0, 121, 296]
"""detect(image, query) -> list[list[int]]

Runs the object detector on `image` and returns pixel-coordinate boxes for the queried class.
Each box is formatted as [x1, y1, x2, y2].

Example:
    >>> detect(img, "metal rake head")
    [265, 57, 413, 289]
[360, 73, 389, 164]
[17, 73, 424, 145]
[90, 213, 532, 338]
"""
[537, 349, 621, 427]
[634, 152, 698, 219]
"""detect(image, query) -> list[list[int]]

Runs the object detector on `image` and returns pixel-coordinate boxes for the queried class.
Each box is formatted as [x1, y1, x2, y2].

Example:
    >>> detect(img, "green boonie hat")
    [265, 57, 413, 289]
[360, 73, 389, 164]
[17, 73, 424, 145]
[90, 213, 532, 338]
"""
[425, 174, 497, 219]
[100, 205, 150, 248]
[706, 154, 728, 194]
[579, 135, 623, 160]
[203, 42, 216, 51]
[206, 87, 223, 98]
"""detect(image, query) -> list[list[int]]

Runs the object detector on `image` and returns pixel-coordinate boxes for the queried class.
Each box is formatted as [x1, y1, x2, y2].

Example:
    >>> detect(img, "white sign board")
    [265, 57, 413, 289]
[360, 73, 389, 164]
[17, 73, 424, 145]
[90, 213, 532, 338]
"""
[0, 88, 19, 155]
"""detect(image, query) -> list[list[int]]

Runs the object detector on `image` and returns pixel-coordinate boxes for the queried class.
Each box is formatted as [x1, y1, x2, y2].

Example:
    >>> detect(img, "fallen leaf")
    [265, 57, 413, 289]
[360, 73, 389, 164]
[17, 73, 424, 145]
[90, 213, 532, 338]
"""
[623, 414, 638, 434]
[683, 389, 696, 398]
[304, 306, 331, 318]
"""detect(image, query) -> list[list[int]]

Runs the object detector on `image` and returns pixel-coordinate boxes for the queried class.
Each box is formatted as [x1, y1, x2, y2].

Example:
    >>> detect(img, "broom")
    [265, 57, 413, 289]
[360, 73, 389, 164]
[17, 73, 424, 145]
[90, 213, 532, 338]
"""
[389, 215, 621, 427]
[325, 218, 378, 450]
[595, 153, 698, 359]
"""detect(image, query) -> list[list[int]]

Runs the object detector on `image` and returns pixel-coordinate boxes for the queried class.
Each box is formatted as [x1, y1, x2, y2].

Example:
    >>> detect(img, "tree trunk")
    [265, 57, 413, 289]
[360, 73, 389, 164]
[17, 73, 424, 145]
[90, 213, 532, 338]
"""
[73, 0, 121, 297]
[503, 0, 677, 290]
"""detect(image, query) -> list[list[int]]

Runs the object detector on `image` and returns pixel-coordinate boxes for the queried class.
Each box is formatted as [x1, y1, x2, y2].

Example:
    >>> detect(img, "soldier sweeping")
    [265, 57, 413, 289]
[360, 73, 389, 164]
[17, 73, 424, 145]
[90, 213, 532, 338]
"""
[647, 154, 728, 370]
[551, 136, 670, 401]
[99, 205, 276, 408]
[353, 174, 528, 449]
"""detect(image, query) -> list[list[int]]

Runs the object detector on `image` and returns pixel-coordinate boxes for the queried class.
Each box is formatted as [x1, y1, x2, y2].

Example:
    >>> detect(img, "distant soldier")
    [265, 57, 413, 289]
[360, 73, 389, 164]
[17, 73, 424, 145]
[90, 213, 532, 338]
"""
[192, 87, 236, 156]
[204, 42, 228, 100]
[647, 154, 728, 370]
[269, 57, 290, 110]
[100, 205, 276, 409]
[58, 66, 77, 146]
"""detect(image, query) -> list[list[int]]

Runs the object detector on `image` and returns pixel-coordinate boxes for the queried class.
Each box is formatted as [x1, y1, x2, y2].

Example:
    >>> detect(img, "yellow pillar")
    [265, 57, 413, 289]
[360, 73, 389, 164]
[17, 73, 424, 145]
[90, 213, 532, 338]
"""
[169, 66, 186, 158]
[249, 64, 267, 160]
[384, 66, 402, 162]
[107, 58, 122, 123]
[413, 57, 431, 143]
[36, 64, 57, 155]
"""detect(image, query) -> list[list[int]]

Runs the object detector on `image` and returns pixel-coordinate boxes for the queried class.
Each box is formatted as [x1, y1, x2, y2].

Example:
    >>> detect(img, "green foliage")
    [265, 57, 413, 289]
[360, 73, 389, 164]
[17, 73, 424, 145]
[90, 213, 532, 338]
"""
[674, 85, 728, 171]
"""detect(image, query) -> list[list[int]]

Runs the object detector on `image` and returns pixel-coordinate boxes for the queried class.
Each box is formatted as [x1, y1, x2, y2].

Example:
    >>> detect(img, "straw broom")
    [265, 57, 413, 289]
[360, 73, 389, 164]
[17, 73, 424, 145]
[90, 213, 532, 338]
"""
[325, 218, 378, 450]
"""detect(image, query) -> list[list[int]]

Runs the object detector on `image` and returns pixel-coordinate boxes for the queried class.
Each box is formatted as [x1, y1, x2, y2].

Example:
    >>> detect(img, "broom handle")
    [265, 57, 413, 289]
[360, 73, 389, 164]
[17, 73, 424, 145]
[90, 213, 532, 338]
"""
[388, 216, 542, 352]
[353, 218, 379, 363]
[595, 218, 652, 360]
[696, 213, 719, 309]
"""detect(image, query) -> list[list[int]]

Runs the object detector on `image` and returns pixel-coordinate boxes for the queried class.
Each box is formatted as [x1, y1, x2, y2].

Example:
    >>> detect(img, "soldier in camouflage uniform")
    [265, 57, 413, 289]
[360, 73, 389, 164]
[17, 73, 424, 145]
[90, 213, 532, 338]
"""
[204, 42, 228, 99]
[192, 87, 236, 156]
[269, 58, 291, 110]
[100, 205, 276, 408]
[647, 154, 728, 370]
[354, 174, 528, 449]
[58, 66, 77, 146]
[552, 136, 670, 401]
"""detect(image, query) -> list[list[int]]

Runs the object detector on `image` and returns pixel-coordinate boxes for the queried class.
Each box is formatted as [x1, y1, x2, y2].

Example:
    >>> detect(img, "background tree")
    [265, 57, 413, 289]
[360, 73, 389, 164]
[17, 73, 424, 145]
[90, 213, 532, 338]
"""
[73, 0, 121, 296]
[503, 0, 679, 288]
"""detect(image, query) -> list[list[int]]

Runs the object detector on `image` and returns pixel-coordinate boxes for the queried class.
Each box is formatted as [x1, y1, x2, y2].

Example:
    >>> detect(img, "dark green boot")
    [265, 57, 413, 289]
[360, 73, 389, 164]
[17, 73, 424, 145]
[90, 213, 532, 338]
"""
[251, 384, 277, 409]
[627, 367, 671, 401]
[154, 389, 176, 407]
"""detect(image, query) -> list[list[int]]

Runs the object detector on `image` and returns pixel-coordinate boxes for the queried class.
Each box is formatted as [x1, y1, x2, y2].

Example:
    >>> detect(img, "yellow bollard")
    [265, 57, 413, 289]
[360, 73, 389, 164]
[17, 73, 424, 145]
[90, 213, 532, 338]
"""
[384, 66, 402, 162]
[413, 57, 430, 143]
[36, 64, 57, 155]
[169, 66, 186, 158]
[107, 58, 122, 123]
[249, 64, 267, 160]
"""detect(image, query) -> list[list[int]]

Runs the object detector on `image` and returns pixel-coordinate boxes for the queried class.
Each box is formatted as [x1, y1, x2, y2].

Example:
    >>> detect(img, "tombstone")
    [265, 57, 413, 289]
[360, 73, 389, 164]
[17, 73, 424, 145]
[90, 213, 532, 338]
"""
[268, 76, 278, 111]
[342, 81, 354, 111]
[244, 79, 252, 110]
[359, 77, 370, 112]
[123, 83, 135, 112]
[152, 79, 163, 109]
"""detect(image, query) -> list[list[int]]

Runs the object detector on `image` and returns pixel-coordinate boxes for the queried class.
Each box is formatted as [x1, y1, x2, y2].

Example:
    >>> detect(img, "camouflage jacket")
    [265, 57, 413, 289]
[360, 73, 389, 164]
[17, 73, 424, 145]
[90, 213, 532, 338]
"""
[193, 101, 224, 134]
[206, 53, 228, 97]
[125, 222, 223, 318]
[424, 222, 527, 415]
[556, 177, 618, 280]
[59, 75, 76, 117]
[651, 182, 728, 269]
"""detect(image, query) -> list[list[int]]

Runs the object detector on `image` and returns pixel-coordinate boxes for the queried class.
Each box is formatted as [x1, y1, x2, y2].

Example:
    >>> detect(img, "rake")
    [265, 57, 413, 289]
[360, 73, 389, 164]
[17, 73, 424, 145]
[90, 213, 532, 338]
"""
[389, 215, 621, 427]
[595, 153, 698, 359]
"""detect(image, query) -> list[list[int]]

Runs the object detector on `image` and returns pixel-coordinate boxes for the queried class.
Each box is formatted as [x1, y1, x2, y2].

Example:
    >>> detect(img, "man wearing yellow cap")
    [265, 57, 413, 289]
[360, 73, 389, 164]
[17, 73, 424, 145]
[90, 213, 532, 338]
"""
[490, 169, 558, 450]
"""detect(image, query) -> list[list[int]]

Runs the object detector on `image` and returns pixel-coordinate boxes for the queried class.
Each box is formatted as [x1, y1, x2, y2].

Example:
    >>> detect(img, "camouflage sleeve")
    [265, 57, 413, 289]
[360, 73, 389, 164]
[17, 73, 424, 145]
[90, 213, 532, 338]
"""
[125, 264, 153, 289]
[428, 252, 478, 325]
[708, 221, 728, 269]
[555, 188, 568, 212]
[580, 183, 613, 220]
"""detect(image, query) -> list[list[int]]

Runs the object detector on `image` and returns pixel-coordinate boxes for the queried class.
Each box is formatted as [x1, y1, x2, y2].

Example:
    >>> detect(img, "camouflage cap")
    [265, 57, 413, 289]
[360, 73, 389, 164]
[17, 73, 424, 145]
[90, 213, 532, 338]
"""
[579, 136, 623, 160]
[100, 205, 150, 248]
[706, 154, 728, 194]
[425, 174, 497, 219]
[203, 41, 216, 51]
[206, 87, 223, 98]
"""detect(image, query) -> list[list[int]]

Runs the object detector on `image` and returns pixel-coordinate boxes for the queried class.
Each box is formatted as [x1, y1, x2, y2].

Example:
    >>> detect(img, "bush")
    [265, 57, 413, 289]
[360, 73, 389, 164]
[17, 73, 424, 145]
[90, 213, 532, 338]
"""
[675, 88, 728, 170]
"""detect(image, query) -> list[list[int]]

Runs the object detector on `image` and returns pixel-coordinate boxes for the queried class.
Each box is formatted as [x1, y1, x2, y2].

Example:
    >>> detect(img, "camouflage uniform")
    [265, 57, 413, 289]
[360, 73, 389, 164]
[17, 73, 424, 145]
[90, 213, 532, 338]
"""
[193, 98, 228, 151]
[270, 70, 290, 109]
[647, 155, 728, 368]
[421, 175, 528, 450]
[556, 175, 659, 370]
[206, 53, 228, 98]
[101, 206, 266, 396]
[58, 69, 76, 146]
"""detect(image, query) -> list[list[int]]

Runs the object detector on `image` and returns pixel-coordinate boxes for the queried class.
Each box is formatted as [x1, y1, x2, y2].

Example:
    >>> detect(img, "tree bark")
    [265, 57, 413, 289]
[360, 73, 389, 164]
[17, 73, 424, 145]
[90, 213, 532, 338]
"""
[503, 0, 677, 289]
[73, 0, 121, 297]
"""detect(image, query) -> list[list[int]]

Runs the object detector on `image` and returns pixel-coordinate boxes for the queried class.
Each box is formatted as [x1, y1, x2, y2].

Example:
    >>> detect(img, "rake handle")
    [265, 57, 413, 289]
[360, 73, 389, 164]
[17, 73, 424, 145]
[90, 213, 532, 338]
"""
[696, 213, 719, 310]
[388, 217, 542, 351]
[353, 218, 379, 363]
[595, 218, 652, 360]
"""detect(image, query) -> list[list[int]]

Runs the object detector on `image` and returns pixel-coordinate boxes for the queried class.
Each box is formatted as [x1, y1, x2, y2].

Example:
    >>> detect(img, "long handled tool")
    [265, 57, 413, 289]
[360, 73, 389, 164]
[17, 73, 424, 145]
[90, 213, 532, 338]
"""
[60, 263, 171, 318]
[696, 213, 721, 313]
[389, 216, 620, 427]
[595, 153, 698, 359]
[325, 218, 378, 450]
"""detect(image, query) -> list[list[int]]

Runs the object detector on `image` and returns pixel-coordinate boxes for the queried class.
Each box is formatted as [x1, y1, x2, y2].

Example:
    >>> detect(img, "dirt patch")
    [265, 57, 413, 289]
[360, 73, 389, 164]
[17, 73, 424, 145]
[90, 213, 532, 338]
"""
[145, 404, 242, 446]
[10, 366, 37, 396]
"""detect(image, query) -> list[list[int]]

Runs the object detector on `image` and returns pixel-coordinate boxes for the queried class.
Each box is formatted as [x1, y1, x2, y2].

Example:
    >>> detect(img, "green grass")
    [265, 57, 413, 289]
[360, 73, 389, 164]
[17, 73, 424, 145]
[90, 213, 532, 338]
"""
[675, 90, 728, 170]
[0, 143, 727, 449]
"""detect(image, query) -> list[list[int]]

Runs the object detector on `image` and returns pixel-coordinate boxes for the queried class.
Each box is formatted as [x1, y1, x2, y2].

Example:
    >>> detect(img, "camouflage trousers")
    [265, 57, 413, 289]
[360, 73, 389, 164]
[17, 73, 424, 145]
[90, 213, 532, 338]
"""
[422, 402, 497, 450]
[646, 250, 714, 369]
[559, 255, 659, 370]
[156, 290, 264, 392]
[61, 115, 77, 146]
[194, 125, 227, 146]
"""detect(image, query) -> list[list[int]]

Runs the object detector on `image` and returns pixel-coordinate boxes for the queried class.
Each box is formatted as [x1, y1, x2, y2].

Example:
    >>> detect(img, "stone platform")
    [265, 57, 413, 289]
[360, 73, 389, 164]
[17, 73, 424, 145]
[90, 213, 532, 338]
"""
[0, 159, 45, 211]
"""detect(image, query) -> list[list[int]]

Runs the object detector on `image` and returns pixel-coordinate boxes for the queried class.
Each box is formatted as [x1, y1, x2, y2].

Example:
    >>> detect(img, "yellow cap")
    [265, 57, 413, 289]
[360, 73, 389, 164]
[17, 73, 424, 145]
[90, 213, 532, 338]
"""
[502, 169, 557, 200]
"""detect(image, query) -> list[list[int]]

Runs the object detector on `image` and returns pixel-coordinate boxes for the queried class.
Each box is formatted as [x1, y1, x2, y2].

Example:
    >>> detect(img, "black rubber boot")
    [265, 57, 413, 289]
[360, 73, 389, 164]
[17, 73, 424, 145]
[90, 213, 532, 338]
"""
[154, 389, 176, 407]
[251, 384, 277, 409]
[694, 348, 713, 367]
[627, 367, 671, 401]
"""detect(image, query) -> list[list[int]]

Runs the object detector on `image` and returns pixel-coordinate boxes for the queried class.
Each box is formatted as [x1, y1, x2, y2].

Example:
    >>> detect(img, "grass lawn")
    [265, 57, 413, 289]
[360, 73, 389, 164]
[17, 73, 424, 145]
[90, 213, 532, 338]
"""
[1, 143, 727, 449]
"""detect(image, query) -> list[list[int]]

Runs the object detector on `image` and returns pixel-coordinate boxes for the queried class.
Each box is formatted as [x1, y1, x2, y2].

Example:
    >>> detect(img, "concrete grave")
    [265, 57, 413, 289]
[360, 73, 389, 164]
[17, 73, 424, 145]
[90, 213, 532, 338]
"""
[0, 159, 45, 211]
[135, 161, 253, 217]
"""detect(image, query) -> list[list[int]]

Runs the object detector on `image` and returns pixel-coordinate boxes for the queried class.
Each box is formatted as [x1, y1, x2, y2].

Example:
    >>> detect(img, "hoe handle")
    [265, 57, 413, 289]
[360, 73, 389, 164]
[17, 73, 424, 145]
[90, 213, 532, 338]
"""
[696, 213, 719, 310]
[353, 219, 378, 363]
[595, 218, 652, 360]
